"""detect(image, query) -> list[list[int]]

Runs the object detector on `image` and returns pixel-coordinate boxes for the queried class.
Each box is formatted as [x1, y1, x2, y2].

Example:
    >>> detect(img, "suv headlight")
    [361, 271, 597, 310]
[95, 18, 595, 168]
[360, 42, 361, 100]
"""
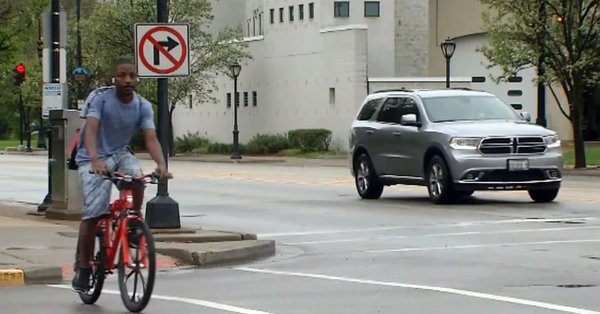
[449, 137, 481, 150]
[544, 135, 561, 148]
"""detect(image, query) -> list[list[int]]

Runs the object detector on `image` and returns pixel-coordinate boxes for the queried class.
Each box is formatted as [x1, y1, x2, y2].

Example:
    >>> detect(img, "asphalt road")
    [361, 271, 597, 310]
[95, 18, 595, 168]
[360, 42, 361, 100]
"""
[1, 154, 600, 313]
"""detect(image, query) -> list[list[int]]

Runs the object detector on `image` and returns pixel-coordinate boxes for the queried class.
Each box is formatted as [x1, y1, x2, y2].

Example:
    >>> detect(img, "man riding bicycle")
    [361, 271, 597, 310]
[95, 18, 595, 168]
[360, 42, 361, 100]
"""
[72, 56, 172, 292]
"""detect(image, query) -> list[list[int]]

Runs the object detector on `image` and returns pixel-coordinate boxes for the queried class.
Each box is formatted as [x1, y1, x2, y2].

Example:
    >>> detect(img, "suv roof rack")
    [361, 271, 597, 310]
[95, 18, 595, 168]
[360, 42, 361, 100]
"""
[372, 88, 414, 94]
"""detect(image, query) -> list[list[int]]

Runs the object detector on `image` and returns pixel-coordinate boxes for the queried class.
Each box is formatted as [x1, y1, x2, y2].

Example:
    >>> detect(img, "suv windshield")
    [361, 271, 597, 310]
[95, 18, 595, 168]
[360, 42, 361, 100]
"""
[422, 95, 522, 123]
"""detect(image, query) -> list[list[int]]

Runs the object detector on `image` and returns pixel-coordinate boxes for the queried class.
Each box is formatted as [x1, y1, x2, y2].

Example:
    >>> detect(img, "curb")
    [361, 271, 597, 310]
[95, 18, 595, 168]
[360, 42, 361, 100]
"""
[0, 266, 62, 287]
[156, 240, 276, 267]
[0, 269, 24, 286]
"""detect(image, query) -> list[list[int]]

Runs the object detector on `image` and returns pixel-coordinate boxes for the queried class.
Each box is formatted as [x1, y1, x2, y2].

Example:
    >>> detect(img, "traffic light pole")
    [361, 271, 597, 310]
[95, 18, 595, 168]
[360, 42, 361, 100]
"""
[38, 0, 60, 212]
[19, 90, 24, 147]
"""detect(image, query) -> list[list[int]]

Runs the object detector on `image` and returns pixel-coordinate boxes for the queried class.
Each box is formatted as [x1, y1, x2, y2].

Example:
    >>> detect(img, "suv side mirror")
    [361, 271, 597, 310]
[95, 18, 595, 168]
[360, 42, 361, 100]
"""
[519, 111, 532, 122]
[400, 114, 420, 127]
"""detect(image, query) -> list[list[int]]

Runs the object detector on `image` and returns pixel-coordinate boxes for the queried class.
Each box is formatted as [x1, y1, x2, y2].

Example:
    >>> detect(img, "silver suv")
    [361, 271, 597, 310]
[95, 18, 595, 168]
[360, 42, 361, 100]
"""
[349, 88, 563, 204]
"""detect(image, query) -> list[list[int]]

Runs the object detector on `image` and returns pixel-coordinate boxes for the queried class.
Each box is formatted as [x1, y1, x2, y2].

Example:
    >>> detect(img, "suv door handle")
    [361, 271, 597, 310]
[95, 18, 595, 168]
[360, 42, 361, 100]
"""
[366, 130, 375, 135]
[393, 132, 402, 136]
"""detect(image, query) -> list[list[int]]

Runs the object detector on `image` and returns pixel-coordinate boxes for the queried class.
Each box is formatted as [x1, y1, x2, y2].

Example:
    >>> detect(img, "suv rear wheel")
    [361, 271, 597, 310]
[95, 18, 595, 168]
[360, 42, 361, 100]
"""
[426, 155, 455, 204]
[354, 153, 384, 199]
[528, 188, 559, 203]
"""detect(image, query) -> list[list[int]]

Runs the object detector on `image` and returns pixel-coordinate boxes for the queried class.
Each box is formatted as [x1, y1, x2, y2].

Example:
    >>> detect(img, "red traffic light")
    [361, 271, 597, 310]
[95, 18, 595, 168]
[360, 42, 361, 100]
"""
[15, 64, 25, 75]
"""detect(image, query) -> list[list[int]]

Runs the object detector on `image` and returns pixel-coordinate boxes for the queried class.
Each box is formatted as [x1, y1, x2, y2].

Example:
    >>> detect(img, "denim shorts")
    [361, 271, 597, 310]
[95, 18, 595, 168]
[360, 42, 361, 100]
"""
[78, 150, 143, 220]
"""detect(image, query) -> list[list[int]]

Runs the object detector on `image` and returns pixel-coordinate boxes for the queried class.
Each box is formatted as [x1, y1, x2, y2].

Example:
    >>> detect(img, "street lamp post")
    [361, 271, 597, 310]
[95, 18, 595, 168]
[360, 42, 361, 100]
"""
[441, 37, 456, 88]
[230, 62, 242, 160]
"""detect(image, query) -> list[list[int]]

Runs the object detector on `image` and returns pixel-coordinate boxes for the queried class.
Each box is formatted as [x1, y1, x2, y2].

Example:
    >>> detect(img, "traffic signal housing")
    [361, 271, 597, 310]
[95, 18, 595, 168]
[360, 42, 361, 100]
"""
[13, 63, 26, 87]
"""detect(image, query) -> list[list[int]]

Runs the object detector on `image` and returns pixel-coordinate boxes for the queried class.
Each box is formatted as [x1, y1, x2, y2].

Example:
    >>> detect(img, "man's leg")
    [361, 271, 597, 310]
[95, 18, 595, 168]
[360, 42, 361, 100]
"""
[117, 151, 144, 211]
[72, 161, 113, 292]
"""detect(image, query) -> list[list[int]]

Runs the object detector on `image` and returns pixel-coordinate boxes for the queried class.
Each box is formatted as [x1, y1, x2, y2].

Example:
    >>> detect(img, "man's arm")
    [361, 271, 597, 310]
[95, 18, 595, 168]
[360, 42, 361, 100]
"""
[83, 91, 104, 171]
[142, 129, 166, 167]
[85, 118, 100, 161]
[138, 99, 170, 177]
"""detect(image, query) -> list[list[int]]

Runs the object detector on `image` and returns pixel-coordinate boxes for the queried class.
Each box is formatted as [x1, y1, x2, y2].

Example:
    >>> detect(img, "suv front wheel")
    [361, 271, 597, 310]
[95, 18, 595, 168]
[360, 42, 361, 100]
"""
[354, 153, 384, 199]
[426, 155, 455, 204]
[528, 188, 559, 203]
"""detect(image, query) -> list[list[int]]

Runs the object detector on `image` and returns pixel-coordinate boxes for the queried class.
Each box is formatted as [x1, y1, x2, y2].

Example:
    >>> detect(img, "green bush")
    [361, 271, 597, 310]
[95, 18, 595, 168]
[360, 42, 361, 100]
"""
[175, 131, 210, 153]
[205, 142, 245, 154]
[245, 134, 290, 155]
[288, 129, 332, 152]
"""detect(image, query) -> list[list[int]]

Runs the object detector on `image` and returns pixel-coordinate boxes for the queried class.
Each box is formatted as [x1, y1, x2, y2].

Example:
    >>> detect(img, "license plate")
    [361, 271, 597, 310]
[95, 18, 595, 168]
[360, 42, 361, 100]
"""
[508, 159, 529, 171]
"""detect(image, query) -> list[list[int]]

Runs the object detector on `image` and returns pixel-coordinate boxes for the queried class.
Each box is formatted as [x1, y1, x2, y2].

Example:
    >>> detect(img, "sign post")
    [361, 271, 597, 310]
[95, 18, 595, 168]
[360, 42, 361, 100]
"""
[135, 5, 189, 229]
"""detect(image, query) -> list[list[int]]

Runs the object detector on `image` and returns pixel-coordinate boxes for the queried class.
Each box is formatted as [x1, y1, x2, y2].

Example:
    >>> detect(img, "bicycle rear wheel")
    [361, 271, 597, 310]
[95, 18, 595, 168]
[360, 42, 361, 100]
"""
[117, 218, 156, 313]
[78, 231, 106, 304]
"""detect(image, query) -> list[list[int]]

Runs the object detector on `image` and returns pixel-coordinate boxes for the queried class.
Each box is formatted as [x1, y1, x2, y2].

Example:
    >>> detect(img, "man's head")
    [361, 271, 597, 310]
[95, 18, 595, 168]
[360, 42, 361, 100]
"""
[112, 56, 137, 96]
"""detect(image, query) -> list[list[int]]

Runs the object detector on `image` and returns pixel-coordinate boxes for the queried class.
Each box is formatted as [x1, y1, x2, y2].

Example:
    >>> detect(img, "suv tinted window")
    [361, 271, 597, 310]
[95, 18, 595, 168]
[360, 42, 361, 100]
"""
[376, 98, 402, 123]
[357, 98, 381, 120]
[376, 97, 420, 124]
[399, 97, 420, 120]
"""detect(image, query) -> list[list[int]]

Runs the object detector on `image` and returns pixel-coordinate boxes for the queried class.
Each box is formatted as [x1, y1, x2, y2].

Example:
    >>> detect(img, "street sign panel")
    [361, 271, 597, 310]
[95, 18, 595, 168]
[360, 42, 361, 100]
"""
[42, 83, 65, 119]
[135, 23, 190, 78]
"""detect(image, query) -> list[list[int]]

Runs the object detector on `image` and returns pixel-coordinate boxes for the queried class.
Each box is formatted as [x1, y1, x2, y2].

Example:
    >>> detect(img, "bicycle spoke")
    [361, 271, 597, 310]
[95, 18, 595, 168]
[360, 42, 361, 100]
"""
[131, 269, 139, 302]
[125, 260, 147, 303]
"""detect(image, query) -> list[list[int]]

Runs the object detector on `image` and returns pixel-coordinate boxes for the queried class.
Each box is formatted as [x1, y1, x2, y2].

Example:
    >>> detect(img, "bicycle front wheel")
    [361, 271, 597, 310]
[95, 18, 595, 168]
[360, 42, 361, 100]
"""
[117, 219, 156, 313]
[78, 232, 106, 304]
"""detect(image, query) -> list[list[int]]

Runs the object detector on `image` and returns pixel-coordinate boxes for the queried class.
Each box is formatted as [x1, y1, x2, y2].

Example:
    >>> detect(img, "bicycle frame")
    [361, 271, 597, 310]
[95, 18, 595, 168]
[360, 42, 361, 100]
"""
[96, 185, 148, 271]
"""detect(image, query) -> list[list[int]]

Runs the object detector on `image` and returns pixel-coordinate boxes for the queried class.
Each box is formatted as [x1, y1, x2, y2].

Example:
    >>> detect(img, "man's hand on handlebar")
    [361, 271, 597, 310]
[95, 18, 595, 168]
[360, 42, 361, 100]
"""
[91, 158, 108, 175]
[154, 164, 173, 180]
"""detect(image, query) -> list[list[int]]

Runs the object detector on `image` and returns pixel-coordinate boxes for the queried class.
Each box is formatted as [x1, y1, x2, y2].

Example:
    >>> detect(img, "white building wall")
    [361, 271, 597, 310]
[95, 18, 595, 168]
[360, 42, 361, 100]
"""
[394, 0, 429, 76]
[172, 0, 433, 150]
[174, 2, 370, 150]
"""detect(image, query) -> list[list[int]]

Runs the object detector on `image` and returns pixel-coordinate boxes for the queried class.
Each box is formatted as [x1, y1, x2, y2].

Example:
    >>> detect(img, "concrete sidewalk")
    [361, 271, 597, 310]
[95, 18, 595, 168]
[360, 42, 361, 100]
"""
[0, 202, 275, 287]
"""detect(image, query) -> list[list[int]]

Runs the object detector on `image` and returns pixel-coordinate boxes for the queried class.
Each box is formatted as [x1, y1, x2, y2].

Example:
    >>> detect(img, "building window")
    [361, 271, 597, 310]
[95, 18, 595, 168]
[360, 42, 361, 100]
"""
[329, 88, 336, 105]
[247, 19, 251, 36]
[253, 17, 256, 36]
[364, 1, 379, 17]
[236, 92, 240, 107]
[334, 1, 350, 17]
[309, 3, 314, 19]
[289, 6, 294, 21]
[259, 13, 263, 34]
[244, 92, 249, 107]
[279, 7, 284, 22]
[188, 94, 193, 109]
[270, 9, 274, 24]
[299, 4, 304, 20]
[227, 93, 231, 108]
[252, 91, 258, 107]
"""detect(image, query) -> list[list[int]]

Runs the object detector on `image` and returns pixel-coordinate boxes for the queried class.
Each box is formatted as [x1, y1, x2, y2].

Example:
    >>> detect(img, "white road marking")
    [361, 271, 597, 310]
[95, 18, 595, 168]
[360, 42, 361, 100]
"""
[235, 267, 600, 314]
[282, 226, 600, 246]
[47, 284, 275, 314]
[367, 239, 600, 253]
[261, 217, 597, 238]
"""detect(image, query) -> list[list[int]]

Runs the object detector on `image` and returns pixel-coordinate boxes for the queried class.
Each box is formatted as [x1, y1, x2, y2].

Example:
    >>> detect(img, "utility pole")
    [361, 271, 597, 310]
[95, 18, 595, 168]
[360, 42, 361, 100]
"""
[38, 0, 60, 212]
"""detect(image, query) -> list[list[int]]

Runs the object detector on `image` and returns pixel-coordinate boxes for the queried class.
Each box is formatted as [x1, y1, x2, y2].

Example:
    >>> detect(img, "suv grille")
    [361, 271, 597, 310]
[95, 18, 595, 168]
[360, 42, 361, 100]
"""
[479, 137, 546, 155]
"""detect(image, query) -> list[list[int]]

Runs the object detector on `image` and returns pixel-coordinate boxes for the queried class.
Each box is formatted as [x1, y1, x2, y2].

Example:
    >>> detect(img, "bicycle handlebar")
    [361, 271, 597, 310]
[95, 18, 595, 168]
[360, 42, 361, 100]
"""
[88, 171, 166, 184]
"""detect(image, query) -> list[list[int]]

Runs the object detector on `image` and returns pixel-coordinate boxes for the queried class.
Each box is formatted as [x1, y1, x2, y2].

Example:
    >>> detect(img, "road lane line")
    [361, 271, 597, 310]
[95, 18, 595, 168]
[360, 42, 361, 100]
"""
[367, 239, 600, 253]
[47, 284, 275, 314]
[260, 217, 598, 238]
[282, 226, 600, 246]
[235, 267, 600, 314]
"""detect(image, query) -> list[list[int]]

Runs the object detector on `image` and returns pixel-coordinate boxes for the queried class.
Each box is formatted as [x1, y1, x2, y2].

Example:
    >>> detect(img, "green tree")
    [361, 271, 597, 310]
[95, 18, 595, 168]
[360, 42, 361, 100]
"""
[0, 0, 47, 139]
[81, 0, 251, 155]
[479, 0, 600, 168]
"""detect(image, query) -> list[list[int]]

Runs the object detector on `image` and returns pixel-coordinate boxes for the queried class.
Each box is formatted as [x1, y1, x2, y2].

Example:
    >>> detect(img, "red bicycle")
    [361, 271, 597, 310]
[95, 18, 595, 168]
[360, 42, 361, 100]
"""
[74, 171, 161, 313]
